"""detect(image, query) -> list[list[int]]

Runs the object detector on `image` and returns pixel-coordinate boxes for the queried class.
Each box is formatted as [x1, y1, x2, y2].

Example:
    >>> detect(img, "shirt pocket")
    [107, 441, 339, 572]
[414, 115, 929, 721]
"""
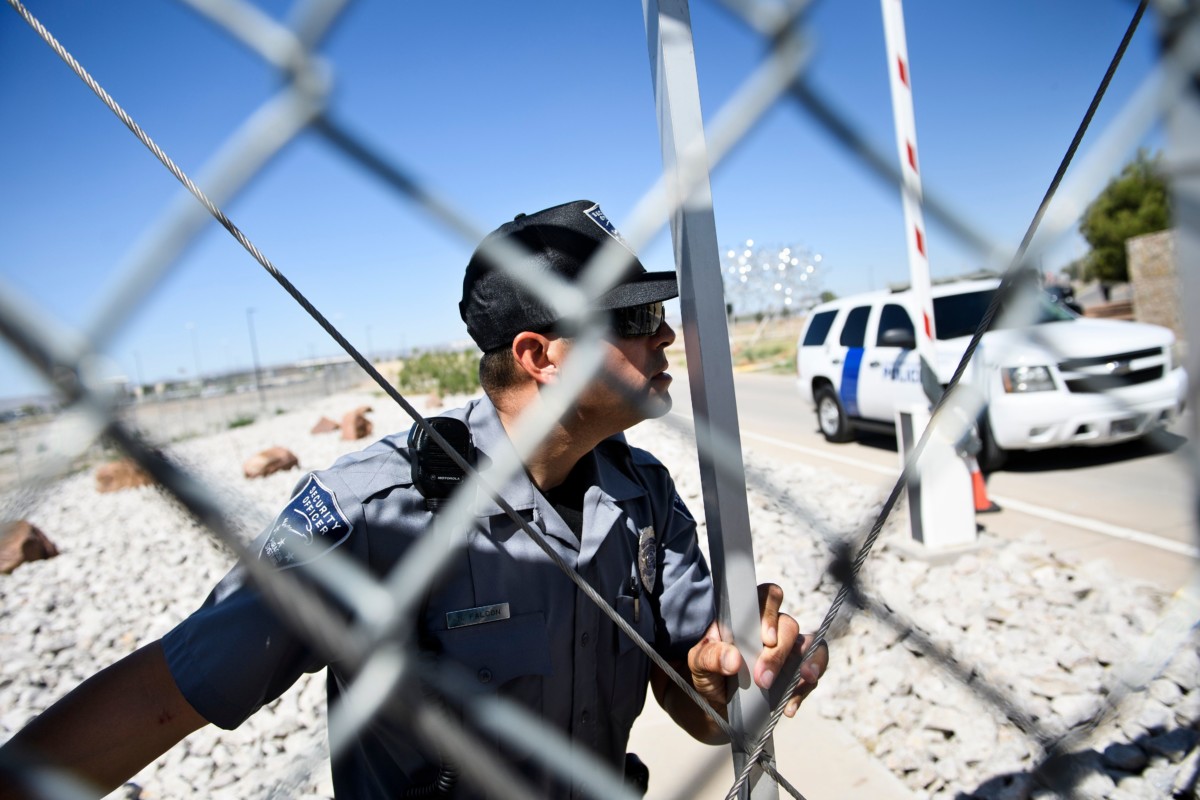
[614, 594, 657, 657]
[610, 594, 656, 733]
[431, 610, 552, 710]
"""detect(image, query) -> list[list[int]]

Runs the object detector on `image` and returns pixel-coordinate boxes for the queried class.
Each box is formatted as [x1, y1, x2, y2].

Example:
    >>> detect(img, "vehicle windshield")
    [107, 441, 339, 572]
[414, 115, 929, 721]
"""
[933, 288, 1075, 340]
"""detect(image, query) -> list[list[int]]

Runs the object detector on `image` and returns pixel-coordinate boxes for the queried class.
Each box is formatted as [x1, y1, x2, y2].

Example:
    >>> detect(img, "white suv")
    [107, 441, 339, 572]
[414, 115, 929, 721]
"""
[795, 276, 1188, 468]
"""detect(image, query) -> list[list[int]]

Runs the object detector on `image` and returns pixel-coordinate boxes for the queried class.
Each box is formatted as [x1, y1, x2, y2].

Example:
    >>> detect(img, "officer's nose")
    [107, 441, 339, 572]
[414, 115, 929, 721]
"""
[653, 320, 676, 348]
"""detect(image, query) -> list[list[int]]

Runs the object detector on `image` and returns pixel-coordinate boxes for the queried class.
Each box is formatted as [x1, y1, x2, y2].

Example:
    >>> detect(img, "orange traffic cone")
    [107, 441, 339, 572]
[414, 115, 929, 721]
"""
[969, 456, 1001, 513]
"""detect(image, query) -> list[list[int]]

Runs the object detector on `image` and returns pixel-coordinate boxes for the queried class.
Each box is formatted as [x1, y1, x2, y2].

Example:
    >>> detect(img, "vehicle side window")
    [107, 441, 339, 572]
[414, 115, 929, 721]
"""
[933, 289, 995, 339]
[802, 310, 837, 346]
[876, 303, 915, 345]
[839, 306, 870, 348]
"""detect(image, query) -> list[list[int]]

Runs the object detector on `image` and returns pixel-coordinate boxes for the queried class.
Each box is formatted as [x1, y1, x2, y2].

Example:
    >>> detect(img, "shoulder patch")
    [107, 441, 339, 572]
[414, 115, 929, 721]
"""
[671, 491, 695, 522]
[260, 475, 352, 569]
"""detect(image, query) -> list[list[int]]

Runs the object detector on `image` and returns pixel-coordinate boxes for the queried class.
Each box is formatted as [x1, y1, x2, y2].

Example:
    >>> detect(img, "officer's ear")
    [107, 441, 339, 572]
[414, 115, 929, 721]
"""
[511, 331, 564, 386]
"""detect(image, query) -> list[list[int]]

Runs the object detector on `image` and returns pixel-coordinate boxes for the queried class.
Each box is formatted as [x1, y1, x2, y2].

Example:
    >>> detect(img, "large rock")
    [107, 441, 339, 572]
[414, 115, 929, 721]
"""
[95, 459, 154, 493]
[243, 447, 299, 479]
[341, 406, 373, 441]
[310, 416, 340, 434]
[0, 520, 59, 574]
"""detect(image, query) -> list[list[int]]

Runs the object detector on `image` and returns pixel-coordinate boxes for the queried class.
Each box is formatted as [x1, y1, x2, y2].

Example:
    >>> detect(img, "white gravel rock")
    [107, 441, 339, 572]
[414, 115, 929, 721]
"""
[2, 388, 1197, 800]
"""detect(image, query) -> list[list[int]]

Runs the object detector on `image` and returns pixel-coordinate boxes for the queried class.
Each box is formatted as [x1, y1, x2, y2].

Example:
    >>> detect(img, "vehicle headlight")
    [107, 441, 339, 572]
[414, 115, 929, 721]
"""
[1001, 365, 1056, 393]
[1169, 340, 1186, 372]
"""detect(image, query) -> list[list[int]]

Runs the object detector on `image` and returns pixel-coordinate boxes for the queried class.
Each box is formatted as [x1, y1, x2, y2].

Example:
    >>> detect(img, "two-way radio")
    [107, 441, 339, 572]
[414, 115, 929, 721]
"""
[408, 416, 475, 511]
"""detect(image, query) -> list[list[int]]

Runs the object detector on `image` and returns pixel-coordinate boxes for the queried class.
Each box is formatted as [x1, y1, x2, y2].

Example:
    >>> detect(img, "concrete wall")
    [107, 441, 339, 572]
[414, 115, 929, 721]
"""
[1127, 228, 1184, 341]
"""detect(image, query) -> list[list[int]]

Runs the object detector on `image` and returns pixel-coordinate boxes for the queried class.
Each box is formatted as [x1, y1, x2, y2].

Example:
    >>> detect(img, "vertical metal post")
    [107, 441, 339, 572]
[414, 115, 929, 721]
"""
[1161, 7, 1200, 491]
[641, 2, 776, 797]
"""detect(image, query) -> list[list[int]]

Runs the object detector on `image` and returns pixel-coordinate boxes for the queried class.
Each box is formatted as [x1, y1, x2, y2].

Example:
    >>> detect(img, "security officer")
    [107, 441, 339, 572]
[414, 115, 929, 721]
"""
[0, 201, 827, 799]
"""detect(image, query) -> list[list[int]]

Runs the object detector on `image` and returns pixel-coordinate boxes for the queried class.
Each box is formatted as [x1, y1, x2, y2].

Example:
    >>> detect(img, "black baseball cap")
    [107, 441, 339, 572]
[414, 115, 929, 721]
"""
[459, 200, 679, 352]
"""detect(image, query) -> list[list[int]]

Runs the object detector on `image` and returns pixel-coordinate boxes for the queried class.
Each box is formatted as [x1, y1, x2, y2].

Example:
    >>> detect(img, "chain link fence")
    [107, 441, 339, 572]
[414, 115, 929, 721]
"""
[0, 361, 364, 492]
[2, 1, 1199, 799]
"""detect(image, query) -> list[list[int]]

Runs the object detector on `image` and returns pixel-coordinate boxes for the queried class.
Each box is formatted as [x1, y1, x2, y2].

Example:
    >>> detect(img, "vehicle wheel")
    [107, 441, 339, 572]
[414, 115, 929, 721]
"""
[815, 385, 853, 443]
[977, 414, 1008, 472]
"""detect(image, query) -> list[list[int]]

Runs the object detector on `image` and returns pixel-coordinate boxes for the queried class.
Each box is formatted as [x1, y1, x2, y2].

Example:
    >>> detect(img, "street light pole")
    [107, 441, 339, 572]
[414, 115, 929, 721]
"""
[246, 307, 265, 410]
[186, 321, 203, 390]
[133, 351, 145, 400]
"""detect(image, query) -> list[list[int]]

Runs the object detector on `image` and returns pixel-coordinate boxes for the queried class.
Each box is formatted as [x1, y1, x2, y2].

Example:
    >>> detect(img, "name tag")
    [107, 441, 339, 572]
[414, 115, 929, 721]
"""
[446, 602, 511, 629]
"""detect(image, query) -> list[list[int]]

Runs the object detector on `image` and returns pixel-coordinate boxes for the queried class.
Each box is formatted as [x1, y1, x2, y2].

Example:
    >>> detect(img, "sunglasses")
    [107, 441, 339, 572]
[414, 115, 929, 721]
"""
[611, 301, 666, 338]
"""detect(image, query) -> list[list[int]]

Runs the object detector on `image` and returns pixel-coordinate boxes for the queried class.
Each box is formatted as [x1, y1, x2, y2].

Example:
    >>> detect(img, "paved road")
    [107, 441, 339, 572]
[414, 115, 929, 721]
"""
[666, 369, 1198, 593]
[632, 368, 1194, 799]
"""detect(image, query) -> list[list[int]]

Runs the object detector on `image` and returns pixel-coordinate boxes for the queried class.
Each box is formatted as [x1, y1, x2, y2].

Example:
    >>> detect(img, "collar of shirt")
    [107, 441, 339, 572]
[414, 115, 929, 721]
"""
[465, 394, 648, 518]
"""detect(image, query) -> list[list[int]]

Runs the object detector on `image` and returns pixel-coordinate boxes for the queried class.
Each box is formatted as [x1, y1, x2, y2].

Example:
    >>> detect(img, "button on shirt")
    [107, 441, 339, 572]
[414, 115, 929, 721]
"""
[161, 395, 715, 799]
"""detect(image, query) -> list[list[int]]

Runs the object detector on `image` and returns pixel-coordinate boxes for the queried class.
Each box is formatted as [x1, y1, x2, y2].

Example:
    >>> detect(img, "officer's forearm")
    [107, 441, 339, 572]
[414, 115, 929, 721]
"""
[650, 662, 729, 745]
[0, 640, 206, 800]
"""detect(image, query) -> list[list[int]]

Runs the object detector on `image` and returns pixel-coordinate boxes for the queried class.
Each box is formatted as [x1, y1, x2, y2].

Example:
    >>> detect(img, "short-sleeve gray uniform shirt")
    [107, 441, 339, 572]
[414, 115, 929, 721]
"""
[162, 395, 715, 798]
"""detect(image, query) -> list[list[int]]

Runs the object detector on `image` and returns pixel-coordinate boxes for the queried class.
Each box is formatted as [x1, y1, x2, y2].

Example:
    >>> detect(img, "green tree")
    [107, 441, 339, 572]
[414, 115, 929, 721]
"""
[819, 290, 837, 303]
[1061, 258, 1086, 283]
[1079, 149, 1171, 284]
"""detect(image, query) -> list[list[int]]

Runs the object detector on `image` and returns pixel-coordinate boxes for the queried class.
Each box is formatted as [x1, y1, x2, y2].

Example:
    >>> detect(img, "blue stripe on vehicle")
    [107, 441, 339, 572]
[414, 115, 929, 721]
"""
[841, 348, 864, 417]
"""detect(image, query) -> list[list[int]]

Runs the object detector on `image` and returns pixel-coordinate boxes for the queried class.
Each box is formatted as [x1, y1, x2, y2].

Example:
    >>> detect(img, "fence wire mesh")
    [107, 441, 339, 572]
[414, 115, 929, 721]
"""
[1, 1, 1198, 799]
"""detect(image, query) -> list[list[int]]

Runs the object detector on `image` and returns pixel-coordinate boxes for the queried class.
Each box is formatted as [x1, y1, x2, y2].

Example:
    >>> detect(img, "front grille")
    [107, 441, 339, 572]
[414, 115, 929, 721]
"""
[1057, 347, 1163, 371]
[1058, 346, 1167, 394]
[1064, 366, 1164, 393]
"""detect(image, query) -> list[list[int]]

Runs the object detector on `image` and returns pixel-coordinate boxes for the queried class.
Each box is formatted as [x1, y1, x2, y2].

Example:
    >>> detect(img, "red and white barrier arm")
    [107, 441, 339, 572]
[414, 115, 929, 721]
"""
[880, 0, 942, 405]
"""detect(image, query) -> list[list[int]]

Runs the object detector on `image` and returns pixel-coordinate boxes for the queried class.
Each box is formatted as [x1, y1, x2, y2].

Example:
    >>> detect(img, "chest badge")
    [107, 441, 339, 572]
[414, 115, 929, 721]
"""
[637, 525, 657, 595]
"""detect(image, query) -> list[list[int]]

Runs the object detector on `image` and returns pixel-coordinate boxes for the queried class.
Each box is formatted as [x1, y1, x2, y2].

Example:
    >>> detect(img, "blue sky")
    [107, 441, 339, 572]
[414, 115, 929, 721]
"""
[0, 1, 1162, 400]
